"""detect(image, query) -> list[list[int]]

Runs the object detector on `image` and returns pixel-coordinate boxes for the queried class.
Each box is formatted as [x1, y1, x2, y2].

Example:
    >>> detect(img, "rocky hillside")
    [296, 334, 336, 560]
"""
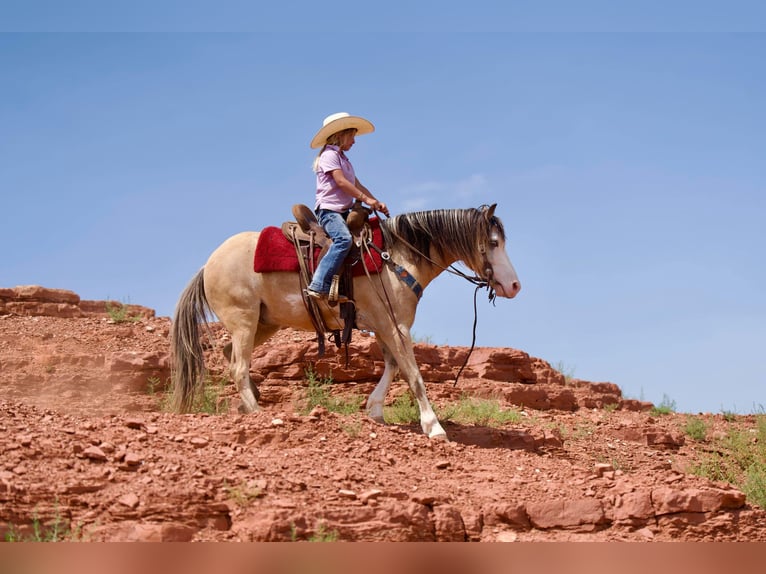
[1, 286, 765, 542]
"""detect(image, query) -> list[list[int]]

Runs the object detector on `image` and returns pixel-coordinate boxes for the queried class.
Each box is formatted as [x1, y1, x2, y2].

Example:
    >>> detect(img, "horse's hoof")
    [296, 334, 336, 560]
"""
[238, 402, 261, 414]
[429, 432, 449, 442]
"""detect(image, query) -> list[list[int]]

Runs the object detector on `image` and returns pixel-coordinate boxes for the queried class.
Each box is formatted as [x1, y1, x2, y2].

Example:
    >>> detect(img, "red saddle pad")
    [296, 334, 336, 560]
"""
[253, 217, 384, 276]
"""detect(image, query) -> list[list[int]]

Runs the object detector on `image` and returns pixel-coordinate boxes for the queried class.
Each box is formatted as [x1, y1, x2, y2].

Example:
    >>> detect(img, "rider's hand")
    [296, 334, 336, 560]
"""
[370, 199, 390, 217]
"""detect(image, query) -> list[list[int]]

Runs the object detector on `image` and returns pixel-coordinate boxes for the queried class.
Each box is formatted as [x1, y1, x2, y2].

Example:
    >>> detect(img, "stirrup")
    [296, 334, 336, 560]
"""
[328, 275, 349, 305]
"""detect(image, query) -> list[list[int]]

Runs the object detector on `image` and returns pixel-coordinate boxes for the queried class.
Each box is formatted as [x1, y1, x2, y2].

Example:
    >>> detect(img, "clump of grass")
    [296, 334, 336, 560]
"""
[603, 403, 619, 413]
[309, 522, 339, 542]
[440, 396, 522, 427]
[721, 409, 738, 422]
[553, 360, 576, 384]
[651, 394, 677, 416]
[147, 376, 175, 412]
[5, 506, 75, 542]
[684, 417, 708, 441]
[301, 366, 362, 415]
[153, 375, 228, 414]
[383, 392, 420, 425]
[411, 332, 434, 344]
[146, 376, 163, 395]
[195, 377, 230, 414]
[224, 480, 264, 507]
[689, 415, 766, 508]
[105, 301, 141, 323]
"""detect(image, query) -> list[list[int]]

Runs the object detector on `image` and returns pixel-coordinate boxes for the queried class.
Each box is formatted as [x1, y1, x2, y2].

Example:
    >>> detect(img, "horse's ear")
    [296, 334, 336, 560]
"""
[485, 203, 497, 220]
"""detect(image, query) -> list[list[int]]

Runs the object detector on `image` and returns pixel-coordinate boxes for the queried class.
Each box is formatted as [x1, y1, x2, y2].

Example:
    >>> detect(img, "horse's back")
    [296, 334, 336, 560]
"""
[203, 231, 261, 310]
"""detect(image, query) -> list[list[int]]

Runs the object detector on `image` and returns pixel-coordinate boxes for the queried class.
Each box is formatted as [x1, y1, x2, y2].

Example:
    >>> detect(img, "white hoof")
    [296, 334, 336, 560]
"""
[366, 402, 385, 424]
[239, 388, 260, 413]
[428, 430, 449, 441]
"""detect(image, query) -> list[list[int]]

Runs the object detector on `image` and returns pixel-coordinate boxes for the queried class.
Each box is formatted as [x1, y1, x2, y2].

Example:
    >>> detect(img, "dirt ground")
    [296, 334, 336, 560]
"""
[1, 303, 765, 542]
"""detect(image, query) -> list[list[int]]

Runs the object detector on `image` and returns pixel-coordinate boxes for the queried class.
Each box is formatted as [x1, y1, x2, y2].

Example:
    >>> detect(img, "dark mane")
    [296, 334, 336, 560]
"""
[380, 206, 504, 267]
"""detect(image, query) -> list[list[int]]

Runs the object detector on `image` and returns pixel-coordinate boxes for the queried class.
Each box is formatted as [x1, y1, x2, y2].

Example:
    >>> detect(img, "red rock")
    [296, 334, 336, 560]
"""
[645, 430, 685, 449]
[3, 286, 766, 543]
[433, 504, 466, 541]
[124, 453, 142, 466]
[12, 286, 80, 304]
[653, 486, 746, 515]
[613, 490, 654, 521]
[83, 445, 107, 462]
[359, 489, 383, 504]
[483, 503, 530, 530]
[123, 522, 196, 542]
[118, 493, 140, 509]
[526, 498, 607, 530]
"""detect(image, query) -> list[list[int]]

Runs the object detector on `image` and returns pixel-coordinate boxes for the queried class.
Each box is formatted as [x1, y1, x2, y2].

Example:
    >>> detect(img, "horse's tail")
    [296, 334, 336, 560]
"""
[170, 268, 212, 413]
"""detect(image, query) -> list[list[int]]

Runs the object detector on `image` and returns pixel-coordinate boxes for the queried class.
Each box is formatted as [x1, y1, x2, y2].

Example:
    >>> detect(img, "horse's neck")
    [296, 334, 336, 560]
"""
[389, 243, 457, 290]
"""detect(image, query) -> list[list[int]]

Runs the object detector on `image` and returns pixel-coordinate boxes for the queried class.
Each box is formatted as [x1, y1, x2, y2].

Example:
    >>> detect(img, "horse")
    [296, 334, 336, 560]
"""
[170, 204, 520, 439]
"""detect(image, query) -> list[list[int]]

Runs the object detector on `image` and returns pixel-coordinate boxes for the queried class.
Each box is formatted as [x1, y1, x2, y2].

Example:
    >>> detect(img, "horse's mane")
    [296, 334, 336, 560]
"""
[380, 205, 505, 268]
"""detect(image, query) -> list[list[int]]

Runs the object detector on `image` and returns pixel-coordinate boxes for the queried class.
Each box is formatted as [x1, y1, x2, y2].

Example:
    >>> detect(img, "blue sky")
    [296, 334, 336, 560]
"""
[2, 4, 764, 413]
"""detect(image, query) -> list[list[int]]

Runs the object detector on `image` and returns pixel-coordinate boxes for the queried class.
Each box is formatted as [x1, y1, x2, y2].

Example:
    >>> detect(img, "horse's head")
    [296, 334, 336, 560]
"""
[477, 204, 521, 299]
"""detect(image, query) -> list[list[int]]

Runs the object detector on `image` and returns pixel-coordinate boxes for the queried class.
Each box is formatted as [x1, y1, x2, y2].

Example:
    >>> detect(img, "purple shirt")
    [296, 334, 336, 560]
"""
[315, 145, 356, 211]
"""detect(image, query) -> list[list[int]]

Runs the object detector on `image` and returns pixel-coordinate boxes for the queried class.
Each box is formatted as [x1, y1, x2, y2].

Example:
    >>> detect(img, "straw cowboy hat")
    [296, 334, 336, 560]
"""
[310, 112, 375, 149]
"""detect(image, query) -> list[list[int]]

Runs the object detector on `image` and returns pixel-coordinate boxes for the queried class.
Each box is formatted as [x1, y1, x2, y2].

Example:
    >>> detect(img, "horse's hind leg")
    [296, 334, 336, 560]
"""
[366, 345, 399, 423]
[223, 341, 258, 402]
[228, 318, 277, 413]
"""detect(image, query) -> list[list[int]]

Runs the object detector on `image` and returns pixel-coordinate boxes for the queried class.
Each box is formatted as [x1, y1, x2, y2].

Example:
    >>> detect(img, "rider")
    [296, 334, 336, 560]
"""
[306, 112, 390, 299]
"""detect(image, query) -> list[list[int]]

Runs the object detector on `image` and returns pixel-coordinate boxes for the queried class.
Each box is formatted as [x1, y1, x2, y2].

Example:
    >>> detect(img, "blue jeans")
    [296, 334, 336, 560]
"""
[308, 209, 353, 293]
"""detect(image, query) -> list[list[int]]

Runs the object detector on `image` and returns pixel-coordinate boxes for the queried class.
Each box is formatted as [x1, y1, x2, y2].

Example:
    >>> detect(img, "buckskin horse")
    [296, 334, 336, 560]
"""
[170, 204, 520, 439]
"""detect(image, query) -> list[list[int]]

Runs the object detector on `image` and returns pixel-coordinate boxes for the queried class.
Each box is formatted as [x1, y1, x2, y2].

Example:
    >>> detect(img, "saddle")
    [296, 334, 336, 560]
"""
[283, 202, 372, 357]
[282, 203, 370, 249]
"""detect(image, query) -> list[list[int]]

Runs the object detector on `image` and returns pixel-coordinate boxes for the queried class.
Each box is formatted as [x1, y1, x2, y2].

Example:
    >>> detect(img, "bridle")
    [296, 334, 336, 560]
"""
[379, 218, 500, 303]
[362, 211, 501, 385]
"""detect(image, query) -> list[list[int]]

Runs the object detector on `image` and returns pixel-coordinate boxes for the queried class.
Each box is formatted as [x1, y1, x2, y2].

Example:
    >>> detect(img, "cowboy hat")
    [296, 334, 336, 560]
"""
[310, 112, 375, 149]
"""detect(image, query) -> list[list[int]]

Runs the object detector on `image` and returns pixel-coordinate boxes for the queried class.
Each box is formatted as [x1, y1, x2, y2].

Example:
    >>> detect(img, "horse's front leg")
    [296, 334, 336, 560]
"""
[408, 369, 447, 440]
[366, 345, 399, 423]
[376, 328, 447, 440]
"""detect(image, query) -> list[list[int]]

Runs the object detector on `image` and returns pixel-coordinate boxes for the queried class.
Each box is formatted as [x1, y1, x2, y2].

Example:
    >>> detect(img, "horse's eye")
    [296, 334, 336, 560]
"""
[489, 240, 499, 248]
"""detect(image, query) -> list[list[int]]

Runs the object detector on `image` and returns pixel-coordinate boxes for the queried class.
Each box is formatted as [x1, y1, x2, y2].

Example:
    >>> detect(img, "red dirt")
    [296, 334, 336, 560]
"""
[1, 286, 765, 542]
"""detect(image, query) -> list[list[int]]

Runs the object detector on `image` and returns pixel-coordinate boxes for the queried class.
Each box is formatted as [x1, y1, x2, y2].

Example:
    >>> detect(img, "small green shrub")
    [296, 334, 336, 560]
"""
[309, 523, 339, 542]
[5, 506, 74, 542]
[651, 394, 677, 416]
[690, 415, 766, 508]
[105, 301, 141, 323]
[411, 332, 434, 344]
[171, 376, 228, 415]
[224, 480, 264, 507]
[684, 417, 708, 441]
[197, 377, 229, 414]
[439, 396, 522, 427]
[302, 366, 362, 415]
[721, 409, 738, 422]
[384, 392, 420, 425]
[553, 360, 576, 384]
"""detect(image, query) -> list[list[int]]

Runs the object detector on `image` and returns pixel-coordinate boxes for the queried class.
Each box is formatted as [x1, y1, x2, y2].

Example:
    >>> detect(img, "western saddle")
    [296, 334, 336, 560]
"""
[282, 202, 372, 357]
